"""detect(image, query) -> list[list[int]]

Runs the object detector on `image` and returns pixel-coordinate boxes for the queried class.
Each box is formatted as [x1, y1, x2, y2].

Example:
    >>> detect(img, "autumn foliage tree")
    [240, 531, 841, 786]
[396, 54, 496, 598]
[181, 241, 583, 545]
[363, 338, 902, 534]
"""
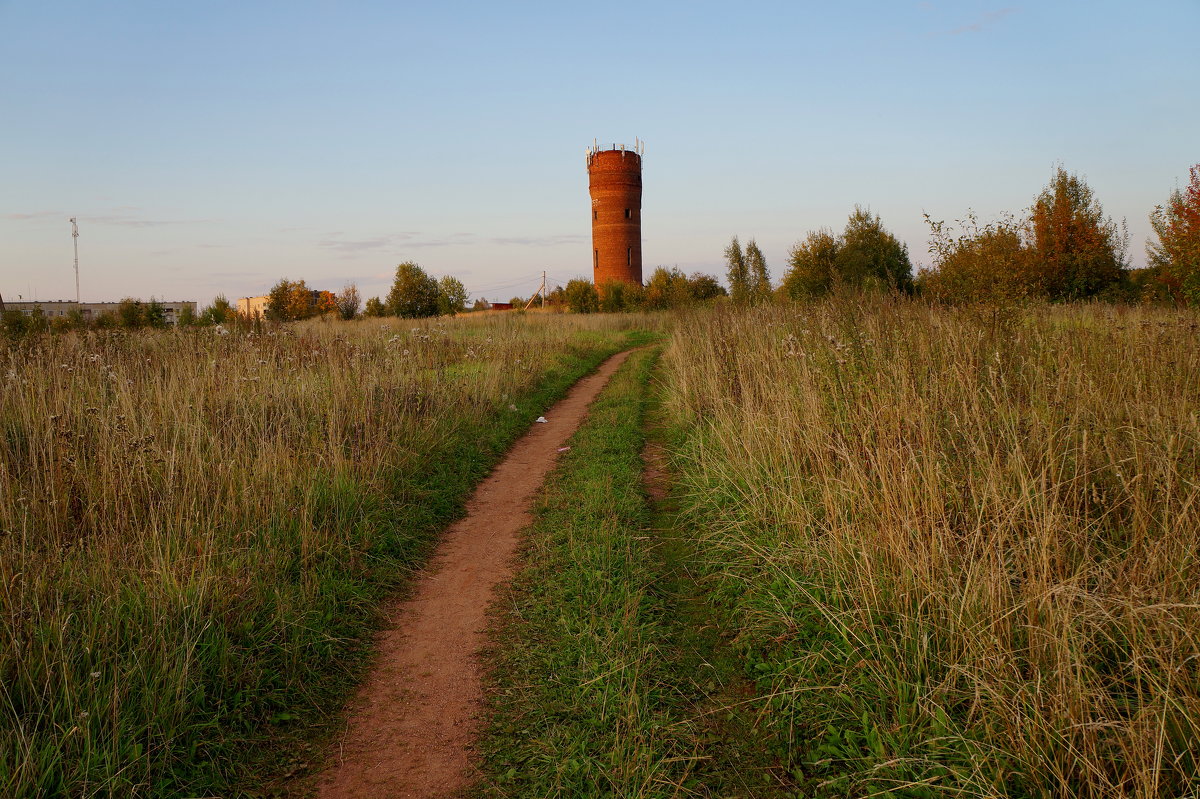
[920, 168, 1129, 303]
[266, 279, 319, 322]
[1028, 167, 1126, 300]
[1148, 164, 1200, 305]
[316, 291, 338, 316]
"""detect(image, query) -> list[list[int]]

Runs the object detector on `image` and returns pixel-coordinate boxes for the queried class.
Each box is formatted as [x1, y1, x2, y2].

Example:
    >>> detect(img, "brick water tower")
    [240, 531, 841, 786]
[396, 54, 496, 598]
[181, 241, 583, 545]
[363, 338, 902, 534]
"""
[587, 139, 644, 286]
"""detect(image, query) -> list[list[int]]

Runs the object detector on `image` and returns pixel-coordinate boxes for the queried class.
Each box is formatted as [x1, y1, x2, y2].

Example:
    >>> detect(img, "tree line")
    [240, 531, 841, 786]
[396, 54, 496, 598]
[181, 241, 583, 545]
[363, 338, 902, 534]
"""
[557, 268, 726, 314]
[770, 164, 1200, 306]
[253, 263, 469, 323]
[374, 263, 728, 316]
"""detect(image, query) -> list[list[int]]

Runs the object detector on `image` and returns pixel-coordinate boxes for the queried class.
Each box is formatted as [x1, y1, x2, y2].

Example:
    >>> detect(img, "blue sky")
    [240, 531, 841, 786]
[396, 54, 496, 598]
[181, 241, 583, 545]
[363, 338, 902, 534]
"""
[2, 0, 1197, 305]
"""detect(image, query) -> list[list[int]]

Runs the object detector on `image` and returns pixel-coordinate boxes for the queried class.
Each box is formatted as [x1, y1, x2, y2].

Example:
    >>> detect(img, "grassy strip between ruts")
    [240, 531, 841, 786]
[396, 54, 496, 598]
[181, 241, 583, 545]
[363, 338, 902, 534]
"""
[475, 345, 797, 798]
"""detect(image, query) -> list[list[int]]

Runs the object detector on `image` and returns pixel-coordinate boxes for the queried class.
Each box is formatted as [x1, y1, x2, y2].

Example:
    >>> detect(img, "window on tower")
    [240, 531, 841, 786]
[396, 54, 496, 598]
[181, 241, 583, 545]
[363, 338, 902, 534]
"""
[624, 208, 631, 219]
[594, 249, 599, 269]
[627, 247, 631, 266]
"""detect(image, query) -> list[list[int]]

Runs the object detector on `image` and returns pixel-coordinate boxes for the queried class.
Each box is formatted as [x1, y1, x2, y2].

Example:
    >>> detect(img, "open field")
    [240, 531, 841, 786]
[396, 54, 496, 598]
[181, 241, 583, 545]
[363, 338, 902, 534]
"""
[5, 300, 1199, 798]
[659, 299, 1200, 796]
[0, 312, 650, 797]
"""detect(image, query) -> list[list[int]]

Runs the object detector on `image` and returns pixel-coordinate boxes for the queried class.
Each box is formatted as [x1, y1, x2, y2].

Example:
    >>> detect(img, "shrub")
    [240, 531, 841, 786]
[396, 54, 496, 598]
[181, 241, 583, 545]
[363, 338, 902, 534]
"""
[564, 279, 599, 313]
[921, 212, 1032, 303]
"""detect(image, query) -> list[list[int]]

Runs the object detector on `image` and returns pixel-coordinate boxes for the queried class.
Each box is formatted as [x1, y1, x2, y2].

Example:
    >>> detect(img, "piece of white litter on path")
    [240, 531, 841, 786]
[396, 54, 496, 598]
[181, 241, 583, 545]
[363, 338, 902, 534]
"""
[535, 416, 548, 423]
[557, 447, 571, 452]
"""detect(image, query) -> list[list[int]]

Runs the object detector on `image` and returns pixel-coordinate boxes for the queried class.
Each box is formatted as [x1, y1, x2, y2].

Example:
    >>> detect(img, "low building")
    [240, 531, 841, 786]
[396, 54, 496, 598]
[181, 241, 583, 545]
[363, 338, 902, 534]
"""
[3, 300, 197, 325]
[4, 300, 77, 319]
[237, 295, 270, 319]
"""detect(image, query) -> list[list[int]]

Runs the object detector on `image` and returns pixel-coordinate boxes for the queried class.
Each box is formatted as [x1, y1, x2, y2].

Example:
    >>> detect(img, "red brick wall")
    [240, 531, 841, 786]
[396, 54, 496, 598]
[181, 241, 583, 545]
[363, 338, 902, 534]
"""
[588, 149, 642, 286]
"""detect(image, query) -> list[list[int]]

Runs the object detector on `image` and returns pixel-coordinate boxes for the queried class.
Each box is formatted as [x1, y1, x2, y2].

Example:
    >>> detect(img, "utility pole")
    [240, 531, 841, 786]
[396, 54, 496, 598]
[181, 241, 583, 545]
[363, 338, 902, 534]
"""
[523, 271, 548, 312]
[70, 217, 80, 303]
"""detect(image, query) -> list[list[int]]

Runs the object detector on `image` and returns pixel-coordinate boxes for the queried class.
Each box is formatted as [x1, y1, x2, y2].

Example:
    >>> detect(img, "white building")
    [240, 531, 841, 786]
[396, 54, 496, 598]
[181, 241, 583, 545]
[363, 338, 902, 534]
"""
[2, 300, 197, 325]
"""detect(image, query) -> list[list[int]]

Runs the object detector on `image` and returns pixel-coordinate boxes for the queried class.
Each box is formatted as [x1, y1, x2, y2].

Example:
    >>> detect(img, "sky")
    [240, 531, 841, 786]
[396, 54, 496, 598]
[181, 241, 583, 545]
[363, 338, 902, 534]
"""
[2, 0, 1197, 306]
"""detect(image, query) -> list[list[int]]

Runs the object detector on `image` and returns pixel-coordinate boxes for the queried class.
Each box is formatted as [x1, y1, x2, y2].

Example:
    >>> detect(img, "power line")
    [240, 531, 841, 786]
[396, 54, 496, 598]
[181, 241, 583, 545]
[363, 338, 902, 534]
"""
[464, 270, 592, 300]
[467, 273, 550, 297]
[467, 273, 542, 292]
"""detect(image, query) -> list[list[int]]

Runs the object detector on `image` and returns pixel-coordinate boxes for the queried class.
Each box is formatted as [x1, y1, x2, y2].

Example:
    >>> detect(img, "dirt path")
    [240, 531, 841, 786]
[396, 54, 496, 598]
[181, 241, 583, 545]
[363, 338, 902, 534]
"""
[314, 349, 634, 799]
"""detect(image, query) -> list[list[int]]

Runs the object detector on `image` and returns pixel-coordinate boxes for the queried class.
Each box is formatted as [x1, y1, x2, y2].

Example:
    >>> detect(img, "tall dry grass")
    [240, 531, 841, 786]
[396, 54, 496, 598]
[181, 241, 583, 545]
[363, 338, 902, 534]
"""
[0, 311, 644, 797]
[660, 298, 1200, 797]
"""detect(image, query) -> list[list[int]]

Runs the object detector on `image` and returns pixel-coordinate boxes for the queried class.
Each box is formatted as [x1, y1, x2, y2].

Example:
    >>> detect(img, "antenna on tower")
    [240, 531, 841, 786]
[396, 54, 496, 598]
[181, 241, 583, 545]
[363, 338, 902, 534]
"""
[70, 217, 80, 304]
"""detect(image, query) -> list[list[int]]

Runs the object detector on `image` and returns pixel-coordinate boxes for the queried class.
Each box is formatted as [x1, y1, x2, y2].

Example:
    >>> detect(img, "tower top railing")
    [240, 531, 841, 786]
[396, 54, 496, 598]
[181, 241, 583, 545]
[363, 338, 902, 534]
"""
[586, 138, 644, 167]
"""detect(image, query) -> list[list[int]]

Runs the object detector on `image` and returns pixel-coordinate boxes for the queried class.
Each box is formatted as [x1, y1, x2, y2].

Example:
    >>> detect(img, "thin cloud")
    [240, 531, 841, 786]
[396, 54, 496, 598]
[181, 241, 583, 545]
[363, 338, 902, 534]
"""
[1, 210, 64, 221]
[317, 231, 475, 255]
[934, 7, 1018, 36]
[317, 230, 581, 257]
[309, 273, 387, 287]
[406, 237, 467, 249]
[89, 213, 213, 228]
[488, 234, 584, 247]
[317, 233, 417, 254]
[2, 210, 213, 227]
